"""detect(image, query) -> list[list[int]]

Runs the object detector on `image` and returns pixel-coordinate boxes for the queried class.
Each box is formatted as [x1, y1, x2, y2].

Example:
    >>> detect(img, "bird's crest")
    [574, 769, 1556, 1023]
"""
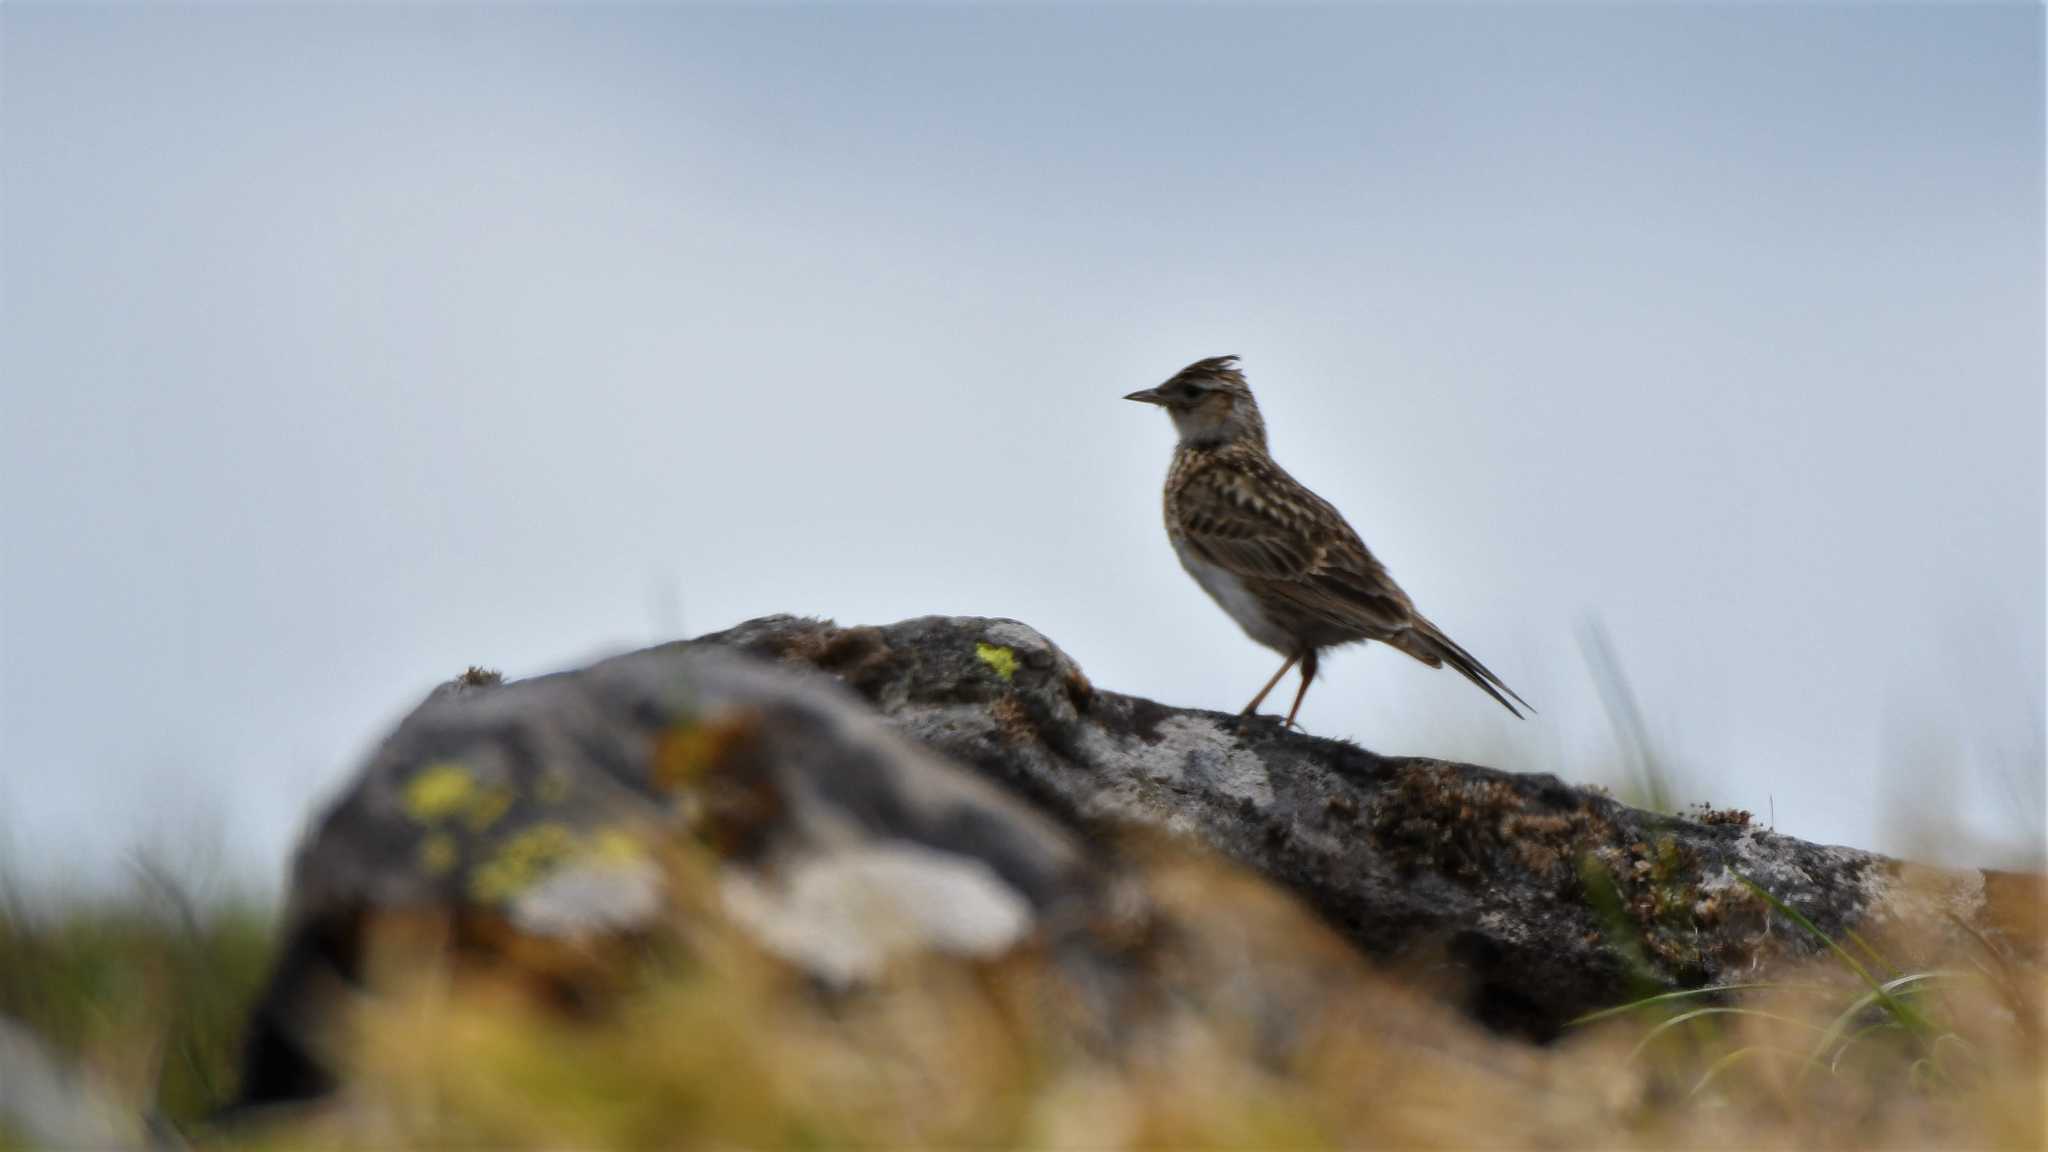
[1168, 355, 1252, 397]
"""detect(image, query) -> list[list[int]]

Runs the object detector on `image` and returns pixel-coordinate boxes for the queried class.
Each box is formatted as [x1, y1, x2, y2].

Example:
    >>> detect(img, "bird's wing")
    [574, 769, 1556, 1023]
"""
[1176, 456, 1418, 637]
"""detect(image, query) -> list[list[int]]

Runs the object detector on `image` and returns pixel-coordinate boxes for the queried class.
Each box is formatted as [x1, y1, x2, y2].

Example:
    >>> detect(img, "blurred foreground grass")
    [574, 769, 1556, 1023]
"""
[1, 847, 2042, 1150]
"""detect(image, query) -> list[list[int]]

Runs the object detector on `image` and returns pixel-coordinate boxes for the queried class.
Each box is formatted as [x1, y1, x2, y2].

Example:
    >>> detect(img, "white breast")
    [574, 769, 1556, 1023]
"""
[1172, 536, 1294, 653]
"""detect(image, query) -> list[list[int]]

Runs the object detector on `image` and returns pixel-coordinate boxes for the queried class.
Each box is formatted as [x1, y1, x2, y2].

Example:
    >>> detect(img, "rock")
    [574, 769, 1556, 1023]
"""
[230, 613, 2030, 1121]
[232, 642, 1103, 1109]
[694, 614, 2023, 1038]
[227, 633, 1585, 1135]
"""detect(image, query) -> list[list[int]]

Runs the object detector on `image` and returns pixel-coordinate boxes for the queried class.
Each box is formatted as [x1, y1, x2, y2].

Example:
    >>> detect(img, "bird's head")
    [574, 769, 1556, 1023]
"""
[1124, 355, 1267, 448]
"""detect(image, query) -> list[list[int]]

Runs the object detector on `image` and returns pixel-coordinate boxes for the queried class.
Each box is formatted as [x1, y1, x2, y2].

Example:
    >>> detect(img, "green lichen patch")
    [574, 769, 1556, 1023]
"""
[975, 643, 1019, 682]
[589, 827, 652, 869]
[466, 823, 655, 906]
[404, 761, 521, 837]
[404, 761, 479, 822]
[471, 822, 581, 904]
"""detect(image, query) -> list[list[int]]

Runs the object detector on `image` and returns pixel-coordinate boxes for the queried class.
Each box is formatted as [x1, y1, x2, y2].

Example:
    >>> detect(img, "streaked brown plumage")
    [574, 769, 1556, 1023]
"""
[1126, 355, 1529, 726]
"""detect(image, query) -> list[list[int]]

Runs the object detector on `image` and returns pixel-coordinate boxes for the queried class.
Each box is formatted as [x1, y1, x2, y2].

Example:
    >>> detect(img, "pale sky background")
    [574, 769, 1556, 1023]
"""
[3, 4, 2042, 897]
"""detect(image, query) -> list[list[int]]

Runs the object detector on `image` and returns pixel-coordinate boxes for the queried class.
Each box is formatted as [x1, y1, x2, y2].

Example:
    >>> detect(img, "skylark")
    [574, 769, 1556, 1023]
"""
[1126, 355, 1529, 727]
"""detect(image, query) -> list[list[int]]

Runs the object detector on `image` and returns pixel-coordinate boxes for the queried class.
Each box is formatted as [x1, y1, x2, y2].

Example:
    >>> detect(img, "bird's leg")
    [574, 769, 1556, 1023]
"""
[1282, 649, 1320, 729]
[1240, 653, 1300, 716]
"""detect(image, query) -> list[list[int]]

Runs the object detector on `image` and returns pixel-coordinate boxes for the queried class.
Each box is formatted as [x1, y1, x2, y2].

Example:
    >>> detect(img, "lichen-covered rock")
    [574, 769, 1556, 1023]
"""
[233, 613, 2031, 1123]
[696, 614, 2023, 1038]
[233, 643, 1102, 1108]
[235, 627, 1587, 1137]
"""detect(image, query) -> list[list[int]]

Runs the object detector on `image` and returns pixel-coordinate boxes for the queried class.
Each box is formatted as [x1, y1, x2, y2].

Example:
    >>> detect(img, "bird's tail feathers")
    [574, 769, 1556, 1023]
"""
[1394, 618, 1533, 719]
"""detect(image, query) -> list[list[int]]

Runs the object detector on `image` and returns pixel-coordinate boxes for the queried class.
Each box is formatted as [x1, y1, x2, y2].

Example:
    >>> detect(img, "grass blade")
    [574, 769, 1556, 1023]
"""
[1567, 983, 1823, 1028]
[1690, 1045, 1806, 1098]
[1627, 1007, 1828, 1063]
[1735, 875, 1935, 1038]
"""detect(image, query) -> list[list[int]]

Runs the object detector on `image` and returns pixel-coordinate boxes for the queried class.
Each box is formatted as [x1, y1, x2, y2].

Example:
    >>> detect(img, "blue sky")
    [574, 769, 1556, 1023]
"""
[3, 4, 2041, 894]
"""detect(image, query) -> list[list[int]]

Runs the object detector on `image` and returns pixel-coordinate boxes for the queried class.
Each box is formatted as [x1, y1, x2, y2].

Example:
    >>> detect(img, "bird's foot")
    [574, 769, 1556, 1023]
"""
[1226, 710, 1303, 736]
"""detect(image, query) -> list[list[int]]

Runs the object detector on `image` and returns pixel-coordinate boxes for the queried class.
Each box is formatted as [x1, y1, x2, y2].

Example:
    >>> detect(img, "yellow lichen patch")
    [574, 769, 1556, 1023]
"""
[466, 784, 516, 833]
[405, 761, 477, 822]
[589, 827, 649, 869]
[471, 822, 580, 904]
[975, 643, 1019, 682]
[419, 833, 460, 876]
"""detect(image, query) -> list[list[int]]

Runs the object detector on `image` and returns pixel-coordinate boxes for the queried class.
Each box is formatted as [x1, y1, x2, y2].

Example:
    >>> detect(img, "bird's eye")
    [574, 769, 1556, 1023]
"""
[1177, 383, 1203, 400]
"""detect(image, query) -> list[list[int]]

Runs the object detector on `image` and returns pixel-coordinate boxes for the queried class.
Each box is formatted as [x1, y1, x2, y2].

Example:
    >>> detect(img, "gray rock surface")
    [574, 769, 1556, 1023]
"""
[695, 614, 2015, 1038]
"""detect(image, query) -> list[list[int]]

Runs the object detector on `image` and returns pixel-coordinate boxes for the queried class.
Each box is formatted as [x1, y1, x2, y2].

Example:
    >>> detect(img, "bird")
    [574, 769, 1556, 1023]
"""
[1124, 355, 1529, 728]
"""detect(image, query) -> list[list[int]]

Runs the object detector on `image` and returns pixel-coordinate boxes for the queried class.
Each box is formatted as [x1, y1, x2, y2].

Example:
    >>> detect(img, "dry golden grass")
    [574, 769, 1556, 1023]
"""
[196, 842, 2046, 1151]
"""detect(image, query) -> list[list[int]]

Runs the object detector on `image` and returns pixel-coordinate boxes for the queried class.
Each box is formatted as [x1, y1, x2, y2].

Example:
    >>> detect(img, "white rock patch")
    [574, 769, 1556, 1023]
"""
[982, 620, 1056, 659]
[1117, 715, 1274, 808]
[511, 858, 666, 937]
[720, 842, 1034, 985]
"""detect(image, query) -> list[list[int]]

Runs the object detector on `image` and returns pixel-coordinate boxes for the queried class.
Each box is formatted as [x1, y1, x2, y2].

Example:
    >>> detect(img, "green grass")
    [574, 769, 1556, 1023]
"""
[0, 873, 275, 1127]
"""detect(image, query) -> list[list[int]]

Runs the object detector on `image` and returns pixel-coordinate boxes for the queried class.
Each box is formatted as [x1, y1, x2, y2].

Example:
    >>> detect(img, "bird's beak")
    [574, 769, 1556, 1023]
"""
[1123, 387, 1166, 405]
